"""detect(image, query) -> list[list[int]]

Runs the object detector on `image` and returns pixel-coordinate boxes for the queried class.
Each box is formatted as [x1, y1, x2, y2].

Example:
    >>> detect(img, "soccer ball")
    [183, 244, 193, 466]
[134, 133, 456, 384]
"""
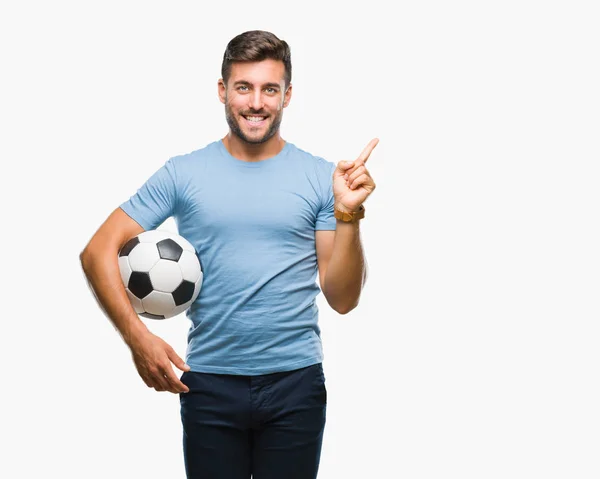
[117, 230, 202, 319]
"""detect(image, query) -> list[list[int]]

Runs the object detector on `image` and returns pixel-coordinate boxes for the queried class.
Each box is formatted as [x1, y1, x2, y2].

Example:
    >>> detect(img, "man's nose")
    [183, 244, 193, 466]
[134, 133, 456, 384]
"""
[248, 90, 264, 111]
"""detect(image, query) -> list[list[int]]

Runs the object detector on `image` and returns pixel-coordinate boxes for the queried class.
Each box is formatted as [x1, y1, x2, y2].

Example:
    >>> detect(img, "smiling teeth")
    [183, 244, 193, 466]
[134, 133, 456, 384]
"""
[247, 116, 265, 122]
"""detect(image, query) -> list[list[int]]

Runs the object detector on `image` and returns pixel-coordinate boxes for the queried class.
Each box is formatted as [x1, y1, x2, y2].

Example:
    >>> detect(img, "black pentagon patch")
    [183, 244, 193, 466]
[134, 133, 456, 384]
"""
[119, 236, 140, 257]
[140, 312, 165, 320]
[156, 238, 183, 261]
[128, 271, 153, 299]
[172, 280, 195, 306]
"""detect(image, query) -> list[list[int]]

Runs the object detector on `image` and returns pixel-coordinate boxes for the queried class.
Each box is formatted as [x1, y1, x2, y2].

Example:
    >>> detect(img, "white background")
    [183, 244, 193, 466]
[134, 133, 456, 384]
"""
[1, 1, 599, 478]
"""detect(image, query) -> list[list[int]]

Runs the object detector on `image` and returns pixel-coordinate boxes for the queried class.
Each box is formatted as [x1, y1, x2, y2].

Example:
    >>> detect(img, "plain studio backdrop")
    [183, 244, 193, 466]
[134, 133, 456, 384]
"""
[1, 1, 599, 478]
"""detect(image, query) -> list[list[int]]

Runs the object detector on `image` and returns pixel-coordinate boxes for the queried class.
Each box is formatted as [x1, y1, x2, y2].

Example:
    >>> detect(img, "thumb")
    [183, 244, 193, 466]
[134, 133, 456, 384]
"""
[335, 160, 355, 176]
[168, 348, 190, 372]
[339, 160, 355, 169]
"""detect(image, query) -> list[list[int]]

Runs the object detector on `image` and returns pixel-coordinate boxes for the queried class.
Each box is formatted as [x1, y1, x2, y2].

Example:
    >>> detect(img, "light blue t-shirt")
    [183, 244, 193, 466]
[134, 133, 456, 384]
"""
[120, 139, 337, 375]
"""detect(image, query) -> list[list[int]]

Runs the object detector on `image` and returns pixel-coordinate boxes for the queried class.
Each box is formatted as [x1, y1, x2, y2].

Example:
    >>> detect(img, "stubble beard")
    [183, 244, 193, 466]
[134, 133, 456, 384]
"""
[224, 99, 283, 145]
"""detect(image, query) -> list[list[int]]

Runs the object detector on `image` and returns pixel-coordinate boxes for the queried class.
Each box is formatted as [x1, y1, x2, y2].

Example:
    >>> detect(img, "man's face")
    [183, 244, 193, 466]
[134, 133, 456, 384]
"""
[219, 59, 292, 145]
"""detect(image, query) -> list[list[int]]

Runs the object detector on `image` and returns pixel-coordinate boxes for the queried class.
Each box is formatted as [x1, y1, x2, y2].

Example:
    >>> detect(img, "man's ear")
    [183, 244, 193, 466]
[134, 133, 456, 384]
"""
[218, 79, 226, 104]
[283, 83, 292, 108]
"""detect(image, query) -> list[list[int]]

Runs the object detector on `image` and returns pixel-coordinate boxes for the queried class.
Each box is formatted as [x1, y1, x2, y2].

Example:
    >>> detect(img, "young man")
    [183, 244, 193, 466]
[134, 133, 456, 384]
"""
[80, 30, 378, 479]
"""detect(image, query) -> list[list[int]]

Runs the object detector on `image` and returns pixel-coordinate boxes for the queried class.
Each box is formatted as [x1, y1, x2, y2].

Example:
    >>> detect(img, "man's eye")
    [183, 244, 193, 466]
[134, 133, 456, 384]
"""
[238, 85, 249, 91]
[265, 88, 277, 94]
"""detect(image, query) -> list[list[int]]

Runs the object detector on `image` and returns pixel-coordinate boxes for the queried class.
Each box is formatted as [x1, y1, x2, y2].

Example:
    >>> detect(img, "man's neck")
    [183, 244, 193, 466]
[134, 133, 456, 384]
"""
[222, 133, 286, 162]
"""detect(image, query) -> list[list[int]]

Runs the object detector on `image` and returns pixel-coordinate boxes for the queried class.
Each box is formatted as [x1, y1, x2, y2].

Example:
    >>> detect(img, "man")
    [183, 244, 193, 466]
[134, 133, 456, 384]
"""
[80, 30, 378, 479]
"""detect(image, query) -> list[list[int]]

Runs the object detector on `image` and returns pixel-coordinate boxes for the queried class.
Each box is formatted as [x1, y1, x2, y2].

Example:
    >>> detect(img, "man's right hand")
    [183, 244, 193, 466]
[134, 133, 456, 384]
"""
[129, 331, 191, 394]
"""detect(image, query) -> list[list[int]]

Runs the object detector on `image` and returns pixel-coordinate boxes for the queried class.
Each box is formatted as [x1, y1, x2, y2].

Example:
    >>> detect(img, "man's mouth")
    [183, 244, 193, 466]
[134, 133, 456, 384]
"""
[242, 115, 268, 127]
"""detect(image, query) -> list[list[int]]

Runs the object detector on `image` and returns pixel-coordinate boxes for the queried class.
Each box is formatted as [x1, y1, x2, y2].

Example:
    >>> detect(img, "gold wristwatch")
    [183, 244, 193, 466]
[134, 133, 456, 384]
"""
[334, 204, 365, 223]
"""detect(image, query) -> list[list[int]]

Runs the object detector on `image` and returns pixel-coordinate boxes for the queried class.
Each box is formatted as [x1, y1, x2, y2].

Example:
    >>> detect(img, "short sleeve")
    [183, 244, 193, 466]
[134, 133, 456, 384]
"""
[315, 161, 336, 231]
[120, 157, 178, 230]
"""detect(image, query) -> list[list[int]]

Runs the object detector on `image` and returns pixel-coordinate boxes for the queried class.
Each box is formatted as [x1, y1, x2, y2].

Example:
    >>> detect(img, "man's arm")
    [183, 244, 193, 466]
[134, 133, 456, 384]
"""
[80, 208, 147, 344]
[79, 207, 189, 393]
[316, 224, 366, 314]
[316, 138, 378, 314]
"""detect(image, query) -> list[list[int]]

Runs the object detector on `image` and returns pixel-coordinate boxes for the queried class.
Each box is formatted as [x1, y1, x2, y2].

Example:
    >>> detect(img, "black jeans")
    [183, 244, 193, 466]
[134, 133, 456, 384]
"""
[179, 363, 327, 479]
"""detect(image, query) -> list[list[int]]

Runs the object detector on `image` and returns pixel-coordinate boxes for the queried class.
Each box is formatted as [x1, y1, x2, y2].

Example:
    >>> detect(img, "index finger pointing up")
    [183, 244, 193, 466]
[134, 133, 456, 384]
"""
[357, 138, 380, 164]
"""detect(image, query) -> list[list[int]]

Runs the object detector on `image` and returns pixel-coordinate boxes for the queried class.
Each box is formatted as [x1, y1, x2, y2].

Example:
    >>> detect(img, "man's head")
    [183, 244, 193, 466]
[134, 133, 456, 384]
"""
[218, 30, 292, 145]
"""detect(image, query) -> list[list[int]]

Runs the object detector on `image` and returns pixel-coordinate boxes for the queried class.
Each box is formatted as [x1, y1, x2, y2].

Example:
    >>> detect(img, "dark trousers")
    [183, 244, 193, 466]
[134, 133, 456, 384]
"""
[179, 363, 327, 479]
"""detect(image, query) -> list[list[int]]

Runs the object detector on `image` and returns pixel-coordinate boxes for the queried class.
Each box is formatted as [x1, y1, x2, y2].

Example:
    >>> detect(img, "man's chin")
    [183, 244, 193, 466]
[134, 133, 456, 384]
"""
[244, 136, 269, 145]
[239, 129, 271, 144]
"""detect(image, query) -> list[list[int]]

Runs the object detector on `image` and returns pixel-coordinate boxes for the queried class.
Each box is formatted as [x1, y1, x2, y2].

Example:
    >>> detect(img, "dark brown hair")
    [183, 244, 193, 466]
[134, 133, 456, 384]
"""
[221, 30, 292, 88]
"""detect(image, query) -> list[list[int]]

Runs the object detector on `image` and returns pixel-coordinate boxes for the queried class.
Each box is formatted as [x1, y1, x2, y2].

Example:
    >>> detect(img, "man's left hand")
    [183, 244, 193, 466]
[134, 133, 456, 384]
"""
[333, 138, 379, 213]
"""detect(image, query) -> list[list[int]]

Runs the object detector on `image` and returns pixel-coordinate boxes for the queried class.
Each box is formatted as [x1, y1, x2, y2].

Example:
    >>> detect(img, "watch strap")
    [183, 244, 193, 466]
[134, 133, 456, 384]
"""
[334, 204, 365, 223]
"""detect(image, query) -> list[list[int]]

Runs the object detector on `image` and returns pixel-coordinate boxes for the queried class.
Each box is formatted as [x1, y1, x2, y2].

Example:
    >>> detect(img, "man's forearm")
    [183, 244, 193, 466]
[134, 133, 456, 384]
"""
[322, 221, 366, 314]
[80, 249, 149, 347]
